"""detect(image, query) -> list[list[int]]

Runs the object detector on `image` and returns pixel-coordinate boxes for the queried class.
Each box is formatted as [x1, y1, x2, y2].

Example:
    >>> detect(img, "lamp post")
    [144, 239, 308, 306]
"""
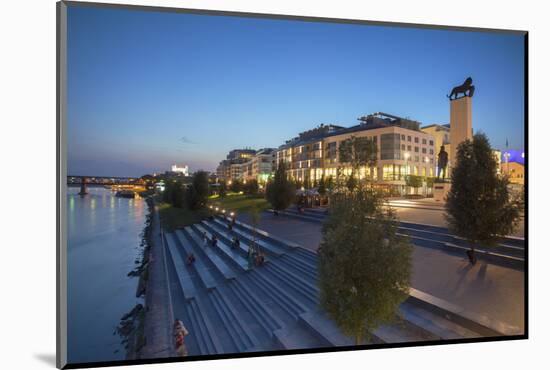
[403, 152, 410, 196]
[424, 156, 430, 197]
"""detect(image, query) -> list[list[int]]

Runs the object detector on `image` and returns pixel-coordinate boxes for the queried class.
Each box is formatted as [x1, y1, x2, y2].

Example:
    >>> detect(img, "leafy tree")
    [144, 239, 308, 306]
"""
[266, 162, 296, 212]
[186, 171, 209, 210]
[230, 180, 243, 193]
[425, 176, 436, 188]
[445, 133, 521, 263]
[326, 176, 334, 191]
[338, 136, 378, 181]
[244, 179, 259, 195]
[319, 187, 412, 344]
[318, 175, 327, 196]
[162, 180, 185, 208]
[405, 175, 423, 194]
[162, 181, 173, 204]
[218, 181, 227, 198]
[172, 182, 186, 208]
[346, 171, 358, 192]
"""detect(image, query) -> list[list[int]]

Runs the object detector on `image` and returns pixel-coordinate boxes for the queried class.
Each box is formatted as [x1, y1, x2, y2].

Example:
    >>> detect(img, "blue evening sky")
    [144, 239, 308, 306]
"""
[67, 5, 525, 177]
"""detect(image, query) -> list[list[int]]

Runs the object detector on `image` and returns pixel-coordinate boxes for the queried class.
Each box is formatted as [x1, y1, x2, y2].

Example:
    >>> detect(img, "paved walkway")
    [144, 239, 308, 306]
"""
[140, 205, 174, 359]
[239, 212, 525, 332]
[383, 198, 525, 238]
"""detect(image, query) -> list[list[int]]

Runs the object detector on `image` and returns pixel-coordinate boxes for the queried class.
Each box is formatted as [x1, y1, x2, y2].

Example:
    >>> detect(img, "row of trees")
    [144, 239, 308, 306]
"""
[162, 171, 209, 210]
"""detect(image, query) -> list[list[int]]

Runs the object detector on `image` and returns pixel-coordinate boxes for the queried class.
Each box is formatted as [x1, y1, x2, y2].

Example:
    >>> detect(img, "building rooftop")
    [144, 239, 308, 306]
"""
[421, 123, 450, 131]
[278, 113, 425, 150]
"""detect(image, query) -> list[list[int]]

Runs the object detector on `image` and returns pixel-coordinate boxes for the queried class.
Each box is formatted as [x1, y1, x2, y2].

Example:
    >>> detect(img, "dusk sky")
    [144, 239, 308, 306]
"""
[67, 5, 525, 178]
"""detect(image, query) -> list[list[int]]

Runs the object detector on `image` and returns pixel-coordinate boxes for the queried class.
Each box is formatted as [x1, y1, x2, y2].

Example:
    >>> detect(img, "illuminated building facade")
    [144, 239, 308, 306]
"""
[170, 164, 189, 176]
[276, 113, 436, 192]
[216, 148, 276, 184]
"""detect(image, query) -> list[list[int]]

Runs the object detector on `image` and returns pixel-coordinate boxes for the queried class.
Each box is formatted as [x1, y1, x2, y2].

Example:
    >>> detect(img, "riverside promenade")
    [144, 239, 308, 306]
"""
[239, 211, 525, 332]
[139, 205, 174, 359]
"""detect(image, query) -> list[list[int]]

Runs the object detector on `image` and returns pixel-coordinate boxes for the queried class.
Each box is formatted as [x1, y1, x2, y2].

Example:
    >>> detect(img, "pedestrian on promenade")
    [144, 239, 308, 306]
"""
[211, 235, 218, 248]
[173, 319, 189, 357]
[202, 231, 207, 246]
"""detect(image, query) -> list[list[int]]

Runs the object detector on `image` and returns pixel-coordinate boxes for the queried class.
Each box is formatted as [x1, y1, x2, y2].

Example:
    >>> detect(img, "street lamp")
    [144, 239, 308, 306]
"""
[403, 152, 410, 196]
[403, 152, 410, 175]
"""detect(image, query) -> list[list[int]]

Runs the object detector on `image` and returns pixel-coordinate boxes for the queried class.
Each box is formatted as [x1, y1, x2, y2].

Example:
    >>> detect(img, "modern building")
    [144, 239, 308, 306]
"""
[421, 124, 450, 155]
[244, 148, 276, 184]
[276, 113, 436, 193]
[216, 148, 276, 184]
[216, 149, 257, 182]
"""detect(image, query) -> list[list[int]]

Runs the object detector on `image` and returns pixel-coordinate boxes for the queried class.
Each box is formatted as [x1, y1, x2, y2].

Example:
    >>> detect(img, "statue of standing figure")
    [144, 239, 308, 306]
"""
[437, 146, 448, 179]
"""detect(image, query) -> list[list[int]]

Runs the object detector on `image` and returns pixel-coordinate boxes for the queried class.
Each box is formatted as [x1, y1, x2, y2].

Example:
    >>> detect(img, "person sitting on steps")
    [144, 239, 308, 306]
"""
[232, 236, 240, 249]
[255, 250, 265, 266]
[186, 253, 196, 265]
[173, 319, 189, 357]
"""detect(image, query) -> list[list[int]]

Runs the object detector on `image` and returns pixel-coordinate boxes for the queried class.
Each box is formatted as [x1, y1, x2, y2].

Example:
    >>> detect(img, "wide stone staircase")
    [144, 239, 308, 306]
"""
[163, 215, 515, 357]
[273, 207, 525, 270]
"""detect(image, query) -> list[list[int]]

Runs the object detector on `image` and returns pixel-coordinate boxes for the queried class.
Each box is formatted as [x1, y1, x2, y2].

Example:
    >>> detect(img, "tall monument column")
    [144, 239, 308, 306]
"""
[447, 76, 475, 173]
[449, 96, 473, 169]
[434, 77, 475, 201]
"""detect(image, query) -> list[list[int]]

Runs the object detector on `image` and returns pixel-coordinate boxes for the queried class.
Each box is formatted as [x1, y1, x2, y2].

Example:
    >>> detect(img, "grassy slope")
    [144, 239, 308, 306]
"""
[157, 193, 269, 231]
[208, 193, 270, 214]
[157, 202, 212, 232]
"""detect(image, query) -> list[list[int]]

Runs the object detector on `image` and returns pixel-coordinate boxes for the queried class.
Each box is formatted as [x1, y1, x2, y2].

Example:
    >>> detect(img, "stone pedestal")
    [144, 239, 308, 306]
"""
[449, 96, 473, 173]
[433, 182, 451, 202]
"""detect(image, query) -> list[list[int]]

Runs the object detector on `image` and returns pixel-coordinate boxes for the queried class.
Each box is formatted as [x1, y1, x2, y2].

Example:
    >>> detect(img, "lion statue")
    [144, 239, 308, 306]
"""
[447, 77, 475, 100]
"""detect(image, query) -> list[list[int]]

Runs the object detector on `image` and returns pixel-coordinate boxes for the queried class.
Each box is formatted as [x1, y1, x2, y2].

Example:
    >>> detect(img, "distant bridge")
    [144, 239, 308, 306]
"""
[67, 175, 149, 195]
[67, 175, 141, 185]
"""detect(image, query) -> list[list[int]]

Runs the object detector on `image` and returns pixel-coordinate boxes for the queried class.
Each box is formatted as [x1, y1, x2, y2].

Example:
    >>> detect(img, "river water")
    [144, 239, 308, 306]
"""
[67, 187, 146, 364]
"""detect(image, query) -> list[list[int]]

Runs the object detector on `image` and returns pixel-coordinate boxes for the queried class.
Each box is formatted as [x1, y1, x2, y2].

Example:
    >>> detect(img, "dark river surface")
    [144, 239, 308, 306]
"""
[67, 187, 146, 363]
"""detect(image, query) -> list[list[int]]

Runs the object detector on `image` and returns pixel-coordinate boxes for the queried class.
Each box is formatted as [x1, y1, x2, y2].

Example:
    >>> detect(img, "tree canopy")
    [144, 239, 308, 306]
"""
[186, 171, 209, 210]
[319, 187, 412, 344]
[445, 133, 521, 247]
[266, 162, 296, 211]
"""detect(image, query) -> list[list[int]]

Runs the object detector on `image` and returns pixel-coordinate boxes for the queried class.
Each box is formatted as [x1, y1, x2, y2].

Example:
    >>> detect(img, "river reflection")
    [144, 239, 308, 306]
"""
[67, 187, 146, 363]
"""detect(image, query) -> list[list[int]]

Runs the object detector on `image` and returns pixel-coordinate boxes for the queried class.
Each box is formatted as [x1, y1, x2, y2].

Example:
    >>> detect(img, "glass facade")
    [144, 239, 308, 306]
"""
[380, 133, 401, 160]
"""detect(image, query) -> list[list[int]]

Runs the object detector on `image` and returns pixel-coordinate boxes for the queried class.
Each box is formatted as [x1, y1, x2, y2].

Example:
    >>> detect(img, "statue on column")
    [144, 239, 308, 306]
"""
[437, 146, 448, 180]
[447, 77, 475, 100]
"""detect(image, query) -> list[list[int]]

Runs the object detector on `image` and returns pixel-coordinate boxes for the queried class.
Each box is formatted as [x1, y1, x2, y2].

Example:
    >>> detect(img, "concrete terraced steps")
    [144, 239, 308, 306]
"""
[272, 208, 525, 269]
[163, 215, 508, 356]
